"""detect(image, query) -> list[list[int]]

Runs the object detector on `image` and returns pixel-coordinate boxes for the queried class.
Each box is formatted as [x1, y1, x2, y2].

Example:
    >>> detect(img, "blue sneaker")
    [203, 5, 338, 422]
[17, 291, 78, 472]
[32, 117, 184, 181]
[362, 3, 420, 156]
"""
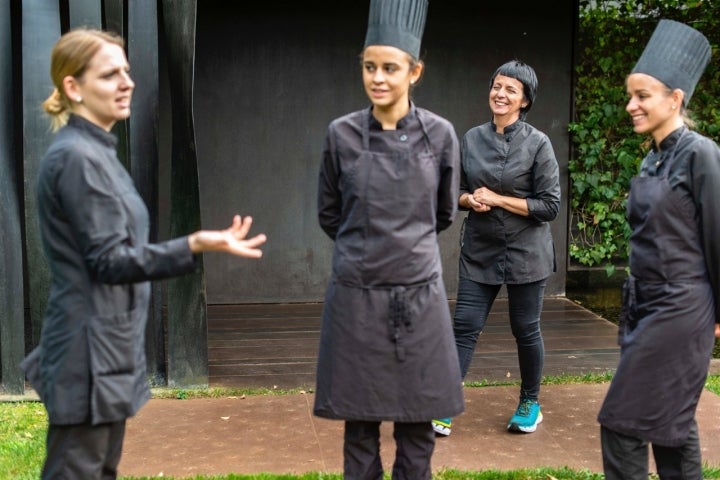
[431, 418, 452, 436]
[507, 398, 543, 433]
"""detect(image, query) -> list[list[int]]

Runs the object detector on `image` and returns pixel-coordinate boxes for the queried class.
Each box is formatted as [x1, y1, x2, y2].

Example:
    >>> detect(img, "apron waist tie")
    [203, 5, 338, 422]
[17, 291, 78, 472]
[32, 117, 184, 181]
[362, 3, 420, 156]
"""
[389, 286, 409, 361]
[337, 274, 438, 362]
[387, 276, 434, 361]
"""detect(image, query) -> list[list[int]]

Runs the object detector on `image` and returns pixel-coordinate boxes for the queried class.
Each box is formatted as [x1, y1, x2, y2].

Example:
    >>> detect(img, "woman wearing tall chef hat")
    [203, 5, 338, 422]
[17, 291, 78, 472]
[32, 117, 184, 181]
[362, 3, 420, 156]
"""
[597, 19, 720, 480]
[313, 0, 464, 478]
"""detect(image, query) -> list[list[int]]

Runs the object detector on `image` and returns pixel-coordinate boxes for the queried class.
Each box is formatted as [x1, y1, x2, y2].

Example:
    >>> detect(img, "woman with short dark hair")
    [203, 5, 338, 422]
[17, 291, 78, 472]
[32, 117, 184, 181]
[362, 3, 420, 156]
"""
[433, 59, 561, 437]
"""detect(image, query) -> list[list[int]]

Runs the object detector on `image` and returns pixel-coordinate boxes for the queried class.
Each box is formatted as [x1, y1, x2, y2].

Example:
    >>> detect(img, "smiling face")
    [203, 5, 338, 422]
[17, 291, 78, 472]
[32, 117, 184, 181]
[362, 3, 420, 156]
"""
[362, 45, 421, 116]
[489, 74, 527, 126]
[625, 72, 683, 144]
[63, 42, 135, 131]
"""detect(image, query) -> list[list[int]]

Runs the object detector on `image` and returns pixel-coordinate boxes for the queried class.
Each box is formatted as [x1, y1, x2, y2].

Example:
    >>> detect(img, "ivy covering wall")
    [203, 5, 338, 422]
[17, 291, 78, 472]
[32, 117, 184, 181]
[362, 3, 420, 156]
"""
[569, 0, 720, 274]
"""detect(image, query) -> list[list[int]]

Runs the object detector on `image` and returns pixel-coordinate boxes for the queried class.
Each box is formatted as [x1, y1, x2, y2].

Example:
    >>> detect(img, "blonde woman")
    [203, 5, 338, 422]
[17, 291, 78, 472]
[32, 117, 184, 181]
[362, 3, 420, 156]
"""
[23, 28, 266, 479]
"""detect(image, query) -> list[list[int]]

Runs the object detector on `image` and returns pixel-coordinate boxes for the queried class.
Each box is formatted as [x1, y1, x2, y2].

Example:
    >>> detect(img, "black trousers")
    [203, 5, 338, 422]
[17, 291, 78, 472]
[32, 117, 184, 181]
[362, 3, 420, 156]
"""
[343, 420, 436, 480]
[601, 423, 703, 480]
[42, 420, 126, 479]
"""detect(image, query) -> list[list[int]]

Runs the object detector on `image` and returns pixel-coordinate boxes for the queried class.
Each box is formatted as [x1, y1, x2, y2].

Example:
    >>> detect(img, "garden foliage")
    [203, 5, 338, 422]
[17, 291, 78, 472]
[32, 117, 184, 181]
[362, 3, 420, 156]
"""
[569, 0, 720, 275]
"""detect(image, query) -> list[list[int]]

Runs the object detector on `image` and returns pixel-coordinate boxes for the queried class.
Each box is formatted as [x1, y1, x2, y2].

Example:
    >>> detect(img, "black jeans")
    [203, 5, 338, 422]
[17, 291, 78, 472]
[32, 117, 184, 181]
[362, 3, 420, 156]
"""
[601, 423, 703, 480]
[453, 277, 547, 399]
[42, 420, 126, 479]
[343, 420, 436, 480]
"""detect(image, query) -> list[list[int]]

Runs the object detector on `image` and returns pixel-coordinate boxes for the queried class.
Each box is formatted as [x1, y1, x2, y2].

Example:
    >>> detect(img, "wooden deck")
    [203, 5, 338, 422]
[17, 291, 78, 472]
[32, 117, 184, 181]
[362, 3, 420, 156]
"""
[207, 297, 621, 389]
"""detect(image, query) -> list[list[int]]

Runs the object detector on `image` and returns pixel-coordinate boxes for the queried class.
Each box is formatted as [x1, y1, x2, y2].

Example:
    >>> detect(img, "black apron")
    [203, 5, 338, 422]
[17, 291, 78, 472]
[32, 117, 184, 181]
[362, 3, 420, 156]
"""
[598, 129, 716, 447]
[313, 111, 464, 423]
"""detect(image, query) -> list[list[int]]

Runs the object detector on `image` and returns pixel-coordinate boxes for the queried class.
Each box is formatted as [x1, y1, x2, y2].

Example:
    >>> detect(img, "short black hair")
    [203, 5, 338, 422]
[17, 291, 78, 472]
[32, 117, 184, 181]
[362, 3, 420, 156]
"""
[489, 60, 538, 119]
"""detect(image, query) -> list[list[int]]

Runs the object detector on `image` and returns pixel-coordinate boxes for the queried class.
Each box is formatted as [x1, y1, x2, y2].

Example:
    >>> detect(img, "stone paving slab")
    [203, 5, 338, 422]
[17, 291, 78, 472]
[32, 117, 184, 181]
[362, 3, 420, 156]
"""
[118, 383, 720, 478]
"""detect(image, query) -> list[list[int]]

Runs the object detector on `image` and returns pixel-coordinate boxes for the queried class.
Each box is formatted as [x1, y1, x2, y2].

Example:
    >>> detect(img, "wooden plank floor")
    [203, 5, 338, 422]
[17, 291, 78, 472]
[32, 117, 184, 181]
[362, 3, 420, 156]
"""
[207, 297, 621, 389]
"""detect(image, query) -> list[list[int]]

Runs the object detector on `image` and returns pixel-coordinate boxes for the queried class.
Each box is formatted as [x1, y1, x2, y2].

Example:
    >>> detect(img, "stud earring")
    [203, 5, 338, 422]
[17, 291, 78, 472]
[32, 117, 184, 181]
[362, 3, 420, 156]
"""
[672, 105, 676, 109]
[76, 96, 82, 103]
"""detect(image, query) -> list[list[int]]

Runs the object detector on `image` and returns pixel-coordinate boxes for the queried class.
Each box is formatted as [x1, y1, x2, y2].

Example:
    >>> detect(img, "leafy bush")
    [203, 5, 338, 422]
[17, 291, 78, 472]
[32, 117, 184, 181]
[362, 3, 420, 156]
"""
[569, 0, 720, 274]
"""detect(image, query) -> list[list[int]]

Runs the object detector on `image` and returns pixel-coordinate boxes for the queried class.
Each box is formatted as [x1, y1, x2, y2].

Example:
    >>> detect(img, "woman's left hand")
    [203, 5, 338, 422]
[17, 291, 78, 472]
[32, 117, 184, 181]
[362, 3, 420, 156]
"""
[188, 215, 267, 258]
[715, 323, 720, 339]
[474, 187, 501, 207]
[474, 187, 530, 217]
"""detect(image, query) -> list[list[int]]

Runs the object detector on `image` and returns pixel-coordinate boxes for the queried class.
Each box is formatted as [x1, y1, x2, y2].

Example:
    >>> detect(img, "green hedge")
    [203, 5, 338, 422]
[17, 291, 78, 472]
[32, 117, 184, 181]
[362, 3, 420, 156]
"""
[569, 0, 720, 275]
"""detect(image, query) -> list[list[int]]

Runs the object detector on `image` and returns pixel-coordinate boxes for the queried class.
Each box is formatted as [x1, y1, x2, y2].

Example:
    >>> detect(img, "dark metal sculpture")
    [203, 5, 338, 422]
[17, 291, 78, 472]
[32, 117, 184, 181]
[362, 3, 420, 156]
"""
[0, 0, 25, 394]
[21, 1, 61, 372]
[68, 0, 101, 29]
[126, 0, 166, 385]
[162, 0, 208, 387]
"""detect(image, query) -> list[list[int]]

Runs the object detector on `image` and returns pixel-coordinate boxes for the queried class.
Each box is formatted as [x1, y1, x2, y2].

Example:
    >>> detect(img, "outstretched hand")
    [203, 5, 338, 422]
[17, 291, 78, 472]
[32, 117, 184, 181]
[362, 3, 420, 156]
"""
[188, 215, 267, 258]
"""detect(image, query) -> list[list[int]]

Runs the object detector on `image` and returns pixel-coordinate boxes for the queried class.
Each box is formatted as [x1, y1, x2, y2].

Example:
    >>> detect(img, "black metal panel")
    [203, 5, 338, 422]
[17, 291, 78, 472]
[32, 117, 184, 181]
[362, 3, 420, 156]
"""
[194, 0, 574, 303]
[0, 0, 25, 394]
[194, 1, 367, 304]
[102, 0, 124, 34]
[128, 0, 165, 385]
[102, 0, 130, 169]
[68, 0, 101, 28]
[21, 1, 61, 345]
[161, 0, 208, 387]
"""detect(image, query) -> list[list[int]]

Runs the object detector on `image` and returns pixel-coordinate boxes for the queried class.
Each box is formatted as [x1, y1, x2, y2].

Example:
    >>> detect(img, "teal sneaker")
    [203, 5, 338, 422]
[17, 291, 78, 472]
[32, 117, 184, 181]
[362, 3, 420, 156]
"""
[431, 418, 452, 436]
[507, 398, 543, 433]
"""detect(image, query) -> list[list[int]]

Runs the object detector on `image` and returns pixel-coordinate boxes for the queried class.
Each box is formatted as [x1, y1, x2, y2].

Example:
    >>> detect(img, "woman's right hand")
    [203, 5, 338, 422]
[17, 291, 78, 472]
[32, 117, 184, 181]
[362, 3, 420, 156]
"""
[188, 215, 267, 258]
